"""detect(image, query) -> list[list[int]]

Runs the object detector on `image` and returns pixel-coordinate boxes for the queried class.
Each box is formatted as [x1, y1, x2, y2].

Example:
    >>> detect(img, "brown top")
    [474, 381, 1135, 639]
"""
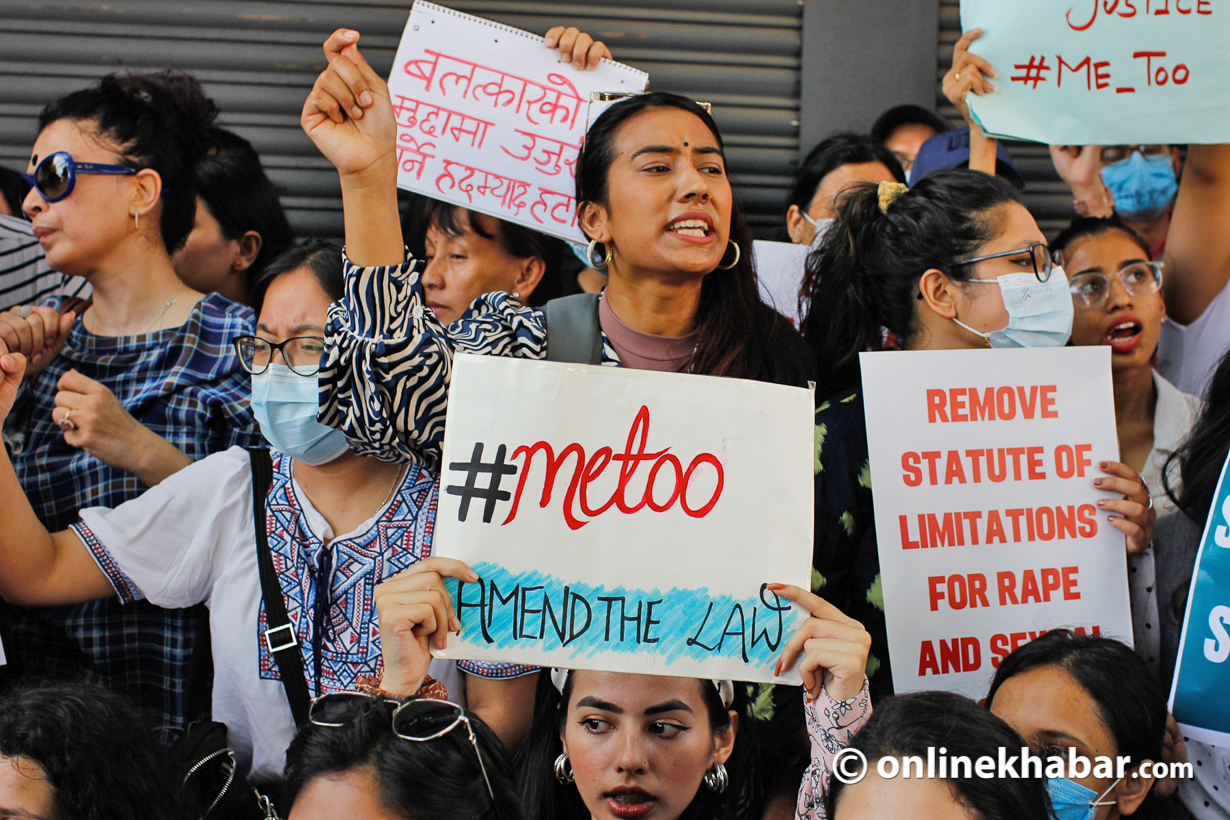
[598, 293, 697, 372]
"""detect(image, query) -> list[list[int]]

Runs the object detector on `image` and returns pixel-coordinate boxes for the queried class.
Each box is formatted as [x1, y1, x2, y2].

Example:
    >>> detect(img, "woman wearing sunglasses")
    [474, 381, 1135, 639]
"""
[798, 170, 1155, 701]
[285, 692, 522, 820]
[0, 70, 260, 734]
[368, 558, 871, 820]
[0, 238, 536, 787]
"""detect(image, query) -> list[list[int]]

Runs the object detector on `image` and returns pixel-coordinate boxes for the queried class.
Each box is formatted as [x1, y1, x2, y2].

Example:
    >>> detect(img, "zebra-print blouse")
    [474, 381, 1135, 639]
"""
[319, 251, 621, 467]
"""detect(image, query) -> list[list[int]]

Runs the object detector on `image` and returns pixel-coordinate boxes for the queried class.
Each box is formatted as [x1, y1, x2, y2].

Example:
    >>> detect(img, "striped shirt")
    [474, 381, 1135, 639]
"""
[3, 293, 260, 729]
[0, 214, 88, 312]
[319, 252, 619, 467]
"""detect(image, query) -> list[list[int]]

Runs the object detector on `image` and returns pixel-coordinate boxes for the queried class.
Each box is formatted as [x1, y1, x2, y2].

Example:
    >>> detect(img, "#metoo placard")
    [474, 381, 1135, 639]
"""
[861, 347, 1133, 698]
[386, 2, 648, 242]
[433, 354, 814, 683]
[961, 0, 1230, 144]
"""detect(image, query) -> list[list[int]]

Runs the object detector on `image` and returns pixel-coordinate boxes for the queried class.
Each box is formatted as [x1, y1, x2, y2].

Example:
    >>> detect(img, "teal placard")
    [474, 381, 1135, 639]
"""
[961, 0, 1230, 145]
[1170, 451, 1230, 747]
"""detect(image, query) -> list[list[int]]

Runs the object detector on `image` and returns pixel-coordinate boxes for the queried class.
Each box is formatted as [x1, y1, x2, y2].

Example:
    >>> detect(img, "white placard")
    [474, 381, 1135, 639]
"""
[860, 347, 1133, 697]
[753, 240, 810, 325]
[387, 2, 649, 242]
[433, 354, 814, 683]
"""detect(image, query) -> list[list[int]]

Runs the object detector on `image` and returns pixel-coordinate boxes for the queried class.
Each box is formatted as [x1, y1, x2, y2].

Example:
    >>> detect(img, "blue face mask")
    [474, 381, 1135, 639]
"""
[250, 363, 350, 465]
[1101, 151, 1177, 222]
[953, 266, 1074, 348]
[1046, 776, 1120, 820]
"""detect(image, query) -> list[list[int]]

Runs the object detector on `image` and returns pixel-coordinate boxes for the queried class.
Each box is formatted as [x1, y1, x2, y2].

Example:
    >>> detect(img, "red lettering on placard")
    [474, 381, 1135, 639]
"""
[503, 406, 724, 530]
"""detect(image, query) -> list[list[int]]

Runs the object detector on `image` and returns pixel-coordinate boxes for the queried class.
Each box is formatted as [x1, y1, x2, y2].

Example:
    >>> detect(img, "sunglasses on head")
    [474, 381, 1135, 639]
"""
[308, 693, 495, 801]
[20, 151, 137, 204]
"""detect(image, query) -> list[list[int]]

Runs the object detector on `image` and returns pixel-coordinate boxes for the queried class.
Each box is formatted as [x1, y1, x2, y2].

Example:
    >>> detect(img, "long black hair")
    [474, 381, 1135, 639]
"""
[826, 690, 1051, 820]
[38, 69, 219, 254]
[1165, 346, 1230, 523]
[986, 630, 1167, 818]
[800, 168, 1022, 399]
[516, 671, 760, 820]
[284, 695, 522, 820]
[788, 133, 906, 215]
[1051, 215, 1152, 262]
[0, 681, 192, 820]
[576, 91, 813, 387]
[195, 127, 294, 302]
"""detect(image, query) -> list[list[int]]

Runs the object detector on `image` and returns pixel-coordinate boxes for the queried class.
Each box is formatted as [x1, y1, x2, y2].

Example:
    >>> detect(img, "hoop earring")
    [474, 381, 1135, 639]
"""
[716, 241, 740, 270]
[702, 762, 728, 793]
[554, 753, 575, 784]
[586, 238, 612, 270]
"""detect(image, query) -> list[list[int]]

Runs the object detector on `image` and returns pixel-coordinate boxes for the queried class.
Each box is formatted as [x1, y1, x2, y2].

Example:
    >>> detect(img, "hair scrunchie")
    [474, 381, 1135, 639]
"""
[877, 181, 909, 215]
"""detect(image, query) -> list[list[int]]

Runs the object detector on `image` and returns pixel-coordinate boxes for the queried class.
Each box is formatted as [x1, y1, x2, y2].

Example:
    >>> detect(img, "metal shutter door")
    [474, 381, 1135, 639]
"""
[0, 0, 802, 238]
[937, 1, 1072, 237]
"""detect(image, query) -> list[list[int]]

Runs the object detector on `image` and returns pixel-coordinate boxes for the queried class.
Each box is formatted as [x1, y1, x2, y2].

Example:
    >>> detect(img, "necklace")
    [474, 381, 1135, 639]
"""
[379, 463, 408, 510]
[88, 281, 185, 336]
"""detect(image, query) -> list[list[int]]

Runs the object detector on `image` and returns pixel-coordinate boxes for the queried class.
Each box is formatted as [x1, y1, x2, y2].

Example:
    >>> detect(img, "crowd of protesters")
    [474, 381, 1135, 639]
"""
[0, 13, 1226, 820]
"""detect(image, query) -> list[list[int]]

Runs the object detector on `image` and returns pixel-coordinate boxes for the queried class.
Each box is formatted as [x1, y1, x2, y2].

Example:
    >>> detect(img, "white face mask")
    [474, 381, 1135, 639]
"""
[952, 266, 1074, 349]
[800, 210, 836, 249]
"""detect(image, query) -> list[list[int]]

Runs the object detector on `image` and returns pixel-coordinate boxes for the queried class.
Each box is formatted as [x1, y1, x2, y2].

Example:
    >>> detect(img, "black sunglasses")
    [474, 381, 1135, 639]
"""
[20, 151, 136, 204]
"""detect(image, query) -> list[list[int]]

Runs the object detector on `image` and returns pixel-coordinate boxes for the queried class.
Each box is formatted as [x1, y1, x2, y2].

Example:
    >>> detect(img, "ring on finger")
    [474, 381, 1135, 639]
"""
[955, 71, 960, 81]
[58, 408, 76, 432]
[15, 305, 32, 319]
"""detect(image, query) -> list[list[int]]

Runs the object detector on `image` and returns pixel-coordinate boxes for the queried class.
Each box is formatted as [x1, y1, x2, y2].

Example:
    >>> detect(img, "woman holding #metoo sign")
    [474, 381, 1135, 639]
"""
[299, 32, 812, 469]
[371, 559, 872, 820]
[800, 169, 1156, 700]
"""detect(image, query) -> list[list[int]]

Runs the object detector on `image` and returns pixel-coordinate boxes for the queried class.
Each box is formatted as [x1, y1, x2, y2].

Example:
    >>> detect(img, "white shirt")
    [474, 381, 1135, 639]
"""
[1158, 277, 1230, 398]
[74, 446, 531, 780]
[1129, 371, 1202, 676]
[0, 214, 88, 311]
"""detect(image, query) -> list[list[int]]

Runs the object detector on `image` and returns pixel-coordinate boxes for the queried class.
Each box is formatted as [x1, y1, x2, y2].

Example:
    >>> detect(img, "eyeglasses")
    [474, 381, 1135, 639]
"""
[1100, 145, 1170, 166]
[233, 335, 325, 376]
[20, 151, 137, 204]
[954, 243, 1056, 283]
[308, 694, 494, 801]
[1068, 261, 1163, 308]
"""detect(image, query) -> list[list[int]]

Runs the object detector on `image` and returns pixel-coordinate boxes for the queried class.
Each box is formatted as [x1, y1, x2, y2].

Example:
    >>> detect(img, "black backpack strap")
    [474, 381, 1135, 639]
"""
[543, 293, 602, 365]
[248, 448, 312, 726]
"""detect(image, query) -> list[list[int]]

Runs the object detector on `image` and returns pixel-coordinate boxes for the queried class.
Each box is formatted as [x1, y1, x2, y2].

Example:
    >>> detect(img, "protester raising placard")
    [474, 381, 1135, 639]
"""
[386, 2, 647, 243]
[961, 0, 1230, 144]
[432, 354, 815, 684]
[861, 347, 1134, 697]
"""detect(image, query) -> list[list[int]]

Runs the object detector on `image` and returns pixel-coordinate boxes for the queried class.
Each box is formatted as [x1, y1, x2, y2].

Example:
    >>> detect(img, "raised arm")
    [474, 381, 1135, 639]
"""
[943, 29, 999, 176]
[0, 351, 115, 605]
[1163, 144, 1230, 325]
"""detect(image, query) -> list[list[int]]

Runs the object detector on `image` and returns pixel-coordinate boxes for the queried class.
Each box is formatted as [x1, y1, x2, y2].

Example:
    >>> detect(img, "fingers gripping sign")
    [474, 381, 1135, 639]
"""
[769, 584, 871, 703]
[1094, 460, 1156, 557]
[301, 29, 399, 179]
[944, 28, 999, 125]
[374, 557, 481, 696]
[544, 25, 612, 70]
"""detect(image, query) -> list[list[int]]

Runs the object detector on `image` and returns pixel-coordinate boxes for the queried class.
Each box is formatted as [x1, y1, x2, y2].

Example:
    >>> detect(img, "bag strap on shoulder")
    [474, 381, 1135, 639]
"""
[247, 448, 312, 726]
[543, 293, 602, 365]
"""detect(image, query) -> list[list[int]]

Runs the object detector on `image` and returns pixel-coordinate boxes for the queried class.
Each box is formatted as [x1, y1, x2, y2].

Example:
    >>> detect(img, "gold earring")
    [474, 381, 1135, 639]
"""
[586, 238, 612, 269]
